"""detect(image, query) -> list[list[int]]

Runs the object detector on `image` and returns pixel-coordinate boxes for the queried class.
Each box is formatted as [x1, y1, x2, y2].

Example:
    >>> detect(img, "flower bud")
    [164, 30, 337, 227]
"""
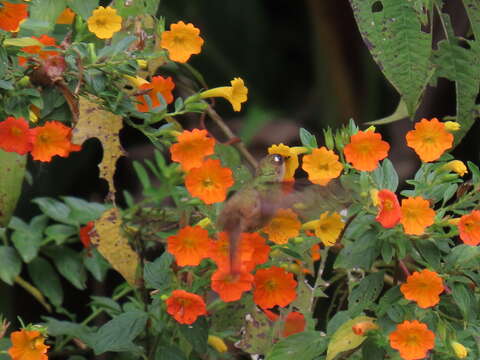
[323, 127, 334, 150]
[442, 160, 468, 177]
[451, 341, 468, 359]
[196, 217, 212, 228]
[370, 189, 379, 206]
[208, 335, 228, 353]
[136, 59, 148, 69]
[444, 121, 461, 132]
[352, 320, 378, 336]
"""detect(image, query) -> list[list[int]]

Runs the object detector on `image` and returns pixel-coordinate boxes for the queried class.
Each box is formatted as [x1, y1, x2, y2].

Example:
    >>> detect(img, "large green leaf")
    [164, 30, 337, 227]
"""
[0, 246, 22, 285]
[44, 247, 87, 290]
[432, 13, 480, 144]
[0, 150, 26, 227]
[266, 331, 327, 360]
[27, 0, 66, 31]
[349, 0, 432, 114]
[27, 257, 63, 307]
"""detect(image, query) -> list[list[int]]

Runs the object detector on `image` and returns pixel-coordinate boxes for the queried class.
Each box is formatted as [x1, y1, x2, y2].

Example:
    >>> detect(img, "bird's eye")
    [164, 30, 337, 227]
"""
[271, 154, 284, 164]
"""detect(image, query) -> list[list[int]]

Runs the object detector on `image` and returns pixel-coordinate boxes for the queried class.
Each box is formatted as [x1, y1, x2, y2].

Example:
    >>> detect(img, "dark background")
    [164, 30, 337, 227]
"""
[2, 0, 479, 348]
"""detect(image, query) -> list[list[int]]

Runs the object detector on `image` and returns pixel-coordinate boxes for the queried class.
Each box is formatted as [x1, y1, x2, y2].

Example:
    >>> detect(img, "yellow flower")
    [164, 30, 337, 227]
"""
[302, 147, 343, 186]
[303, 212, 344, 246]
[444, 121, 461, 132]
[442, 160, 468, 176]
[87, 6, 122, 39]
[268, 144, 307, 181]
[262, 208, 301, 244]
[370, 188, 379, 206]
[451, 341, 468, 359]
[123, 74, 148, 87]
[160, 21, 204, 63]
[208, 335, 228, 353]
[200, 78, 248, 112]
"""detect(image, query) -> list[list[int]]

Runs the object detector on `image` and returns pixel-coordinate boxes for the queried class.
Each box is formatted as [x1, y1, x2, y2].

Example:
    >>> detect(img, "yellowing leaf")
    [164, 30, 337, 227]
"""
[326, 315, 374, 360]
[4, 37, 44, 47]
[91, 208, 139, 286]
[73, 97, 126, 200]
[0, 150, 26, 226]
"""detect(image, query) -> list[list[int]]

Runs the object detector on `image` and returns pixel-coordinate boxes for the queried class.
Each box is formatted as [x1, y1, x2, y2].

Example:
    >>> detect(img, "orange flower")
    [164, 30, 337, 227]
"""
[167, 226, 213, 266]
[400, 269, 443, 308]
[185, 159, 234, 204]
[136, 75, 175, 112]
[262, 208, 301, 244]
[170, 129, 215, 171]
[8, 329, 49, 360]
[302, 147, 343, 186]
[344, 130, 390, 171]
[389, 320, 435, 360]
[282, 311, 306, 337]
[211, 268, 254, 302]
[161, 21, 204, 63]
[79, 221, 94, 249]
[0, 1, 28, 32]
[375, 189, 401, 228]
[352, 320, 378, 336]
[400, 197, 435, 235]
[253, 266, 297, 309]
[0, 116, 33, 155]
[56, 7, 75, 24]
[302, 212, 344, 246]
[311, 243, 321, 261]
[267, 144, 307, 182]
[406, 118, 453, 162]
[31, 121, 81, 162]
[458, 210, 480, 246]
[165, 289, 207, 324]
[19, 34, 59, 66]
[241, 232, 270, 271]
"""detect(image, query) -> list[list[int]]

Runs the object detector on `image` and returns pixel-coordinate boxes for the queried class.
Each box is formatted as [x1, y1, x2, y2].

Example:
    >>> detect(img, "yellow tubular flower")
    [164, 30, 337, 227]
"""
[302, 212, 345, 246]
[444, 121, 461, 132]
[195, 217, 212, 228]
[442, 160, 468, 176]
[200, 78, 248, 111]
[123, 74, 149, 88]
[268, 144, 308, 181]
[208, 335, 228, 353]
[451, 341, 468, 359]
[370, 189, 379, 206]
[87, 6, 122, 39]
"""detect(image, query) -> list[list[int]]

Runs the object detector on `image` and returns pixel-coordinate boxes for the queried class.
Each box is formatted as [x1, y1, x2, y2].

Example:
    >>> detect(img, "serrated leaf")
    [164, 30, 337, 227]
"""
[178, 317, 208, 354]
[0, 150, 26, 227]
[90, 296, 121, 313]
[348, 272, 384, 315]
[326, 316, 374, 360]
[266, 331, 327, 360]
[0, 246, 21, 285]
[144, 252, 173, 291]
[44, 247, 87, 290]
[91, 208, 139, 286]
[28, 257, 63, 306]
[73, 97, 126, 201]
[349, 0, 432, 114]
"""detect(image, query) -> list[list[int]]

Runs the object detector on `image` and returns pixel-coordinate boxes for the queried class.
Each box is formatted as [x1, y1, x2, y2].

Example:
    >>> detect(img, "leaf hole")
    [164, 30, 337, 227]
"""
[371, 1, 383, 13]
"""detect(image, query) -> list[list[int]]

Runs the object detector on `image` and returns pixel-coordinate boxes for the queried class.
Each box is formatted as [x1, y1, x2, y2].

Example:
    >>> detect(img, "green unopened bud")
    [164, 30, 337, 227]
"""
[160, 294, 169, 301]
[323, 127, 334, 150]
[293, 237, 303, 244]
[18, 75, 31, 87]
[184, 101, 208, 113]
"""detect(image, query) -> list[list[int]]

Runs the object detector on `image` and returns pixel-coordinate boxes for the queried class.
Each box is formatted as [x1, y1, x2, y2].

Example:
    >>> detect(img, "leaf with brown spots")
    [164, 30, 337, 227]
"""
[91, 207, 139, 286]
[73, 97, 126, 201]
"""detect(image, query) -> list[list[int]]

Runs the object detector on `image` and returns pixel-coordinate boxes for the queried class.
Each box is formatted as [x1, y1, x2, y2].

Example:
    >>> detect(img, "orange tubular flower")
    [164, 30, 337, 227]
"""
[262, 208, 301, 244]
[344, 130, 390, 171]
[161, 21, 204, 63]
[400, 196, 435, 235]
[167, 226, 213, 266]
[56, 7, 75, 24]
[282, 311, 306, 337]
[458, 210, 480, 246]
[8, 329, 49, 360]
[0, 1, 28, 32]
[185, 159, 234, 204]
[19, 35, 59, 66]
[400, 269, 444, 308]
[352, 320, 379, 336]
[211, 268, 254, 302]
[165, 289, 207, 325]
[79, 221, 94, 249]
[31, 121, 81, 162]
[406, 118, 453, 162]
[170, 129, 215, 171]
[302, 147, 343, 186]
[0, 116, 33, 155]
[389, 320, 435, 360]
[136, 75, 175, 112]
[253, 266, 297, 309]
[375, 189, 401, 228]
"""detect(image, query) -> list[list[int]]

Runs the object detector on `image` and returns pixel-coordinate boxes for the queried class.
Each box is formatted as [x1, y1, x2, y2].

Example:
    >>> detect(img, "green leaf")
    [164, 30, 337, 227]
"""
[155, 345, 187, 360]
[27, 257, 63, 306]
[432, 14, 480, 144]
[372, 159, 399, 191]
[66, 0, 97, 19]
[27, 0, 66, 29]
[90, 296, 121, 314]
[144, 252, 173, 291]
[45, 224, 78, 245]
[348, 271, 384, 315]
[11, 215, 47, 262]
[349, 0, 432, 114]
[83, 249, 110, 282]
[178, 317, 208, 354]
[446, 245, 480, 270]
[299, 128, 318, 149]
[0, 150, 26, 227]
[62, 196, 106, 223]
[451, 282, 476, 321]
[215, 143, 242, 169]
[266, 331, 327, 360]
[0, 338, 12, 360]
[366, 98, 408, 125]
[335, 229, 380, 270]
[92, 310, 148, 355]
[414, 239, 440, 269]
[44, 247, 87, 289]
[33, 197, 76, 225]
[326, 316, 374, 360]
[0, 246, 21, 285]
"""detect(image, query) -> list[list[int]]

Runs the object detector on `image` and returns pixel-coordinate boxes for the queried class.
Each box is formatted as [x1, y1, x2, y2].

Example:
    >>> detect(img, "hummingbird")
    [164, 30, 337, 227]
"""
[217, 153, 287, 275]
